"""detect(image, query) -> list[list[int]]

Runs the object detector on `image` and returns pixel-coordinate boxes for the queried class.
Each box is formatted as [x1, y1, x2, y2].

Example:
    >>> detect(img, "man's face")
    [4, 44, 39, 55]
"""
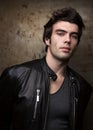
[45, 21, 79, 61]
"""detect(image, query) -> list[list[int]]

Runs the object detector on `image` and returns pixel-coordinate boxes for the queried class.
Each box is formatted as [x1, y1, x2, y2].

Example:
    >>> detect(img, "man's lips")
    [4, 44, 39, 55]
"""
[60, 47, 71, 53]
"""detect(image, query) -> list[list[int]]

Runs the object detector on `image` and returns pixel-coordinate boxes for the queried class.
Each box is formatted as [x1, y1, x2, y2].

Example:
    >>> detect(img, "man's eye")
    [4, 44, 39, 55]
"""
[57, 32, 65, 36]
[72, 35, 78, 39]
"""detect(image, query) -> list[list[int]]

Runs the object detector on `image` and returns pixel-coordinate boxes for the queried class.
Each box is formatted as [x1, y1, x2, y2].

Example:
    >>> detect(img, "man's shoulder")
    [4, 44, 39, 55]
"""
[68, 66, 92, 91]
[10, 58, 43, 69]
[1, 58, 44, 79]
[68, 66, 85, 80]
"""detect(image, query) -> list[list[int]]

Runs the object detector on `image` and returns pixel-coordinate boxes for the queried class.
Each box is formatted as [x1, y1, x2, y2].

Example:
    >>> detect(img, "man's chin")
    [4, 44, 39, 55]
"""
[57, 56, 70, 62]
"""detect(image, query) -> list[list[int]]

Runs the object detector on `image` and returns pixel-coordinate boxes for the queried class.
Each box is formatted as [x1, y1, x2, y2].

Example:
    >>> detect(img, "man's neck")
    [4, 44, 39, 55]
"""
[46, 55, 68, 77]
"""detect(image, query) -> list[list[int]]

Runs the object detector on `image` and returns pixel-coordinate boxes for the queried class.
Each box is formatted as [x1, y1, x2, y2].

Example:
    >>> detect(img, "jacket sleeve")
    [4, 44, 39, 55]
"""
[0, 68, 18, 130]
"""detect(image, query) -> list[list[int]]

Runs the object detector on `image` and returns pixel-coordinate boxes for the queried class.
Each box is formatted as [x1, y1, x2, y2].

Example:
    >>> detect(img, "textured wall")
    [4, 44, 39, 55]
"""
[0, 0, 93, 129]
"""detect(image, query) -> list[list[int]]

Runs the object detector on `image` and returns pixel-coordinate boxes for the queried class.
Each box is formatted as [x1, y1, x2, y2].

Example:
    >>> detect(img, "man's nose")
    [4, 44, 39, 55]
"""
[65, 34, 71, 43]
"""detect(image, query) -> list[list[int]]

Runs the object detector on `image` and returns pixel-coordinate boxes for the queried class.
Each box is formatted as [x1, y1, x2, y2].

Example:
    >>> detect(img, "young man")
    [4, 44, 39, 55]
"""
[0, 7, 92, 130]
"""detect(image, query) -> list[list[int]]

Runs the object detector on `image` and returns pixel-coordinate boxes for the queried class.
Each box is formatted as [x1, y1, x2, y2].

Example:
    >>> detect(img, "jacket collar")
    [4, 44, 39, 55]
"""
[42, 56, 57, 81]
[41, 56, 77, 82]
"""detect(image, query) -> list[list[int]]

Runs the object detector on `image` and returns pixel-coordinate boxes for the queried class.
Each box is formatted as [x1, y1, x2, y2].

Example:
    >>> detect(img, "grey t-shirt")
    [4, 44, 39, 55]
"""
[46, 74, 70, 130]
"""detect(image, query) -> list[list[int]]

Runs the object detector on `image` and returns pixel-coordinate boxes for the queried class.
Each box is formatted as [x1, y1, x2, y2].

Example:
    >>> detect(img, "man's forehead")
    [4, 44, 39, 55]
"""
[53, 21, 79, 32]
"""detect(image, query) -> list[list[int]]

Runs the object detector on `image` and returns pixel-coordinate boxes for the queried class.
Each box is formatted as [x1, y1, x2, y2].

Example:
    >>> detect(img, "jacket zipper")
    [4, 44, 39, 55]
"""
[72, 81, 76, 130]
[70, 76, 78, 130]
[33, 89, 40, 120]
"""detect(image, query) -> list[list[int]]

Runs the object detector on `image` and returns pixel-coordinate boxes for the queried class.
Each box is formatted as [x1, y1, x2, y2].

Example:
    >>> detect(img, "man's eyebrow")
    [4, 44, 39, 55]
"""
[55, 29, 67, 33]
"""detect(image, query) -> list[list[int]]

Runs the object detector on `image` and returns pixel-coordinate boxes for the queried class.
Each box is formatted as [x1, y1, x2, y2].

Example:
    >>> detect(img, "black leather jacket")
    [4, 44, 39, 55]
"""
[0, 57, 92, 130]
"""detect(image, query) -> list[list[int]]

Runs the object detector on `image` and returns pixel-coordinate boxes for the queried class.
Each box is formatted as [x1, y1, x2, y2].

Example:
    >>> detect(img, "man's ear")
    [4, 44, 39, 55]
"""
[45, 38, 50, 46]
